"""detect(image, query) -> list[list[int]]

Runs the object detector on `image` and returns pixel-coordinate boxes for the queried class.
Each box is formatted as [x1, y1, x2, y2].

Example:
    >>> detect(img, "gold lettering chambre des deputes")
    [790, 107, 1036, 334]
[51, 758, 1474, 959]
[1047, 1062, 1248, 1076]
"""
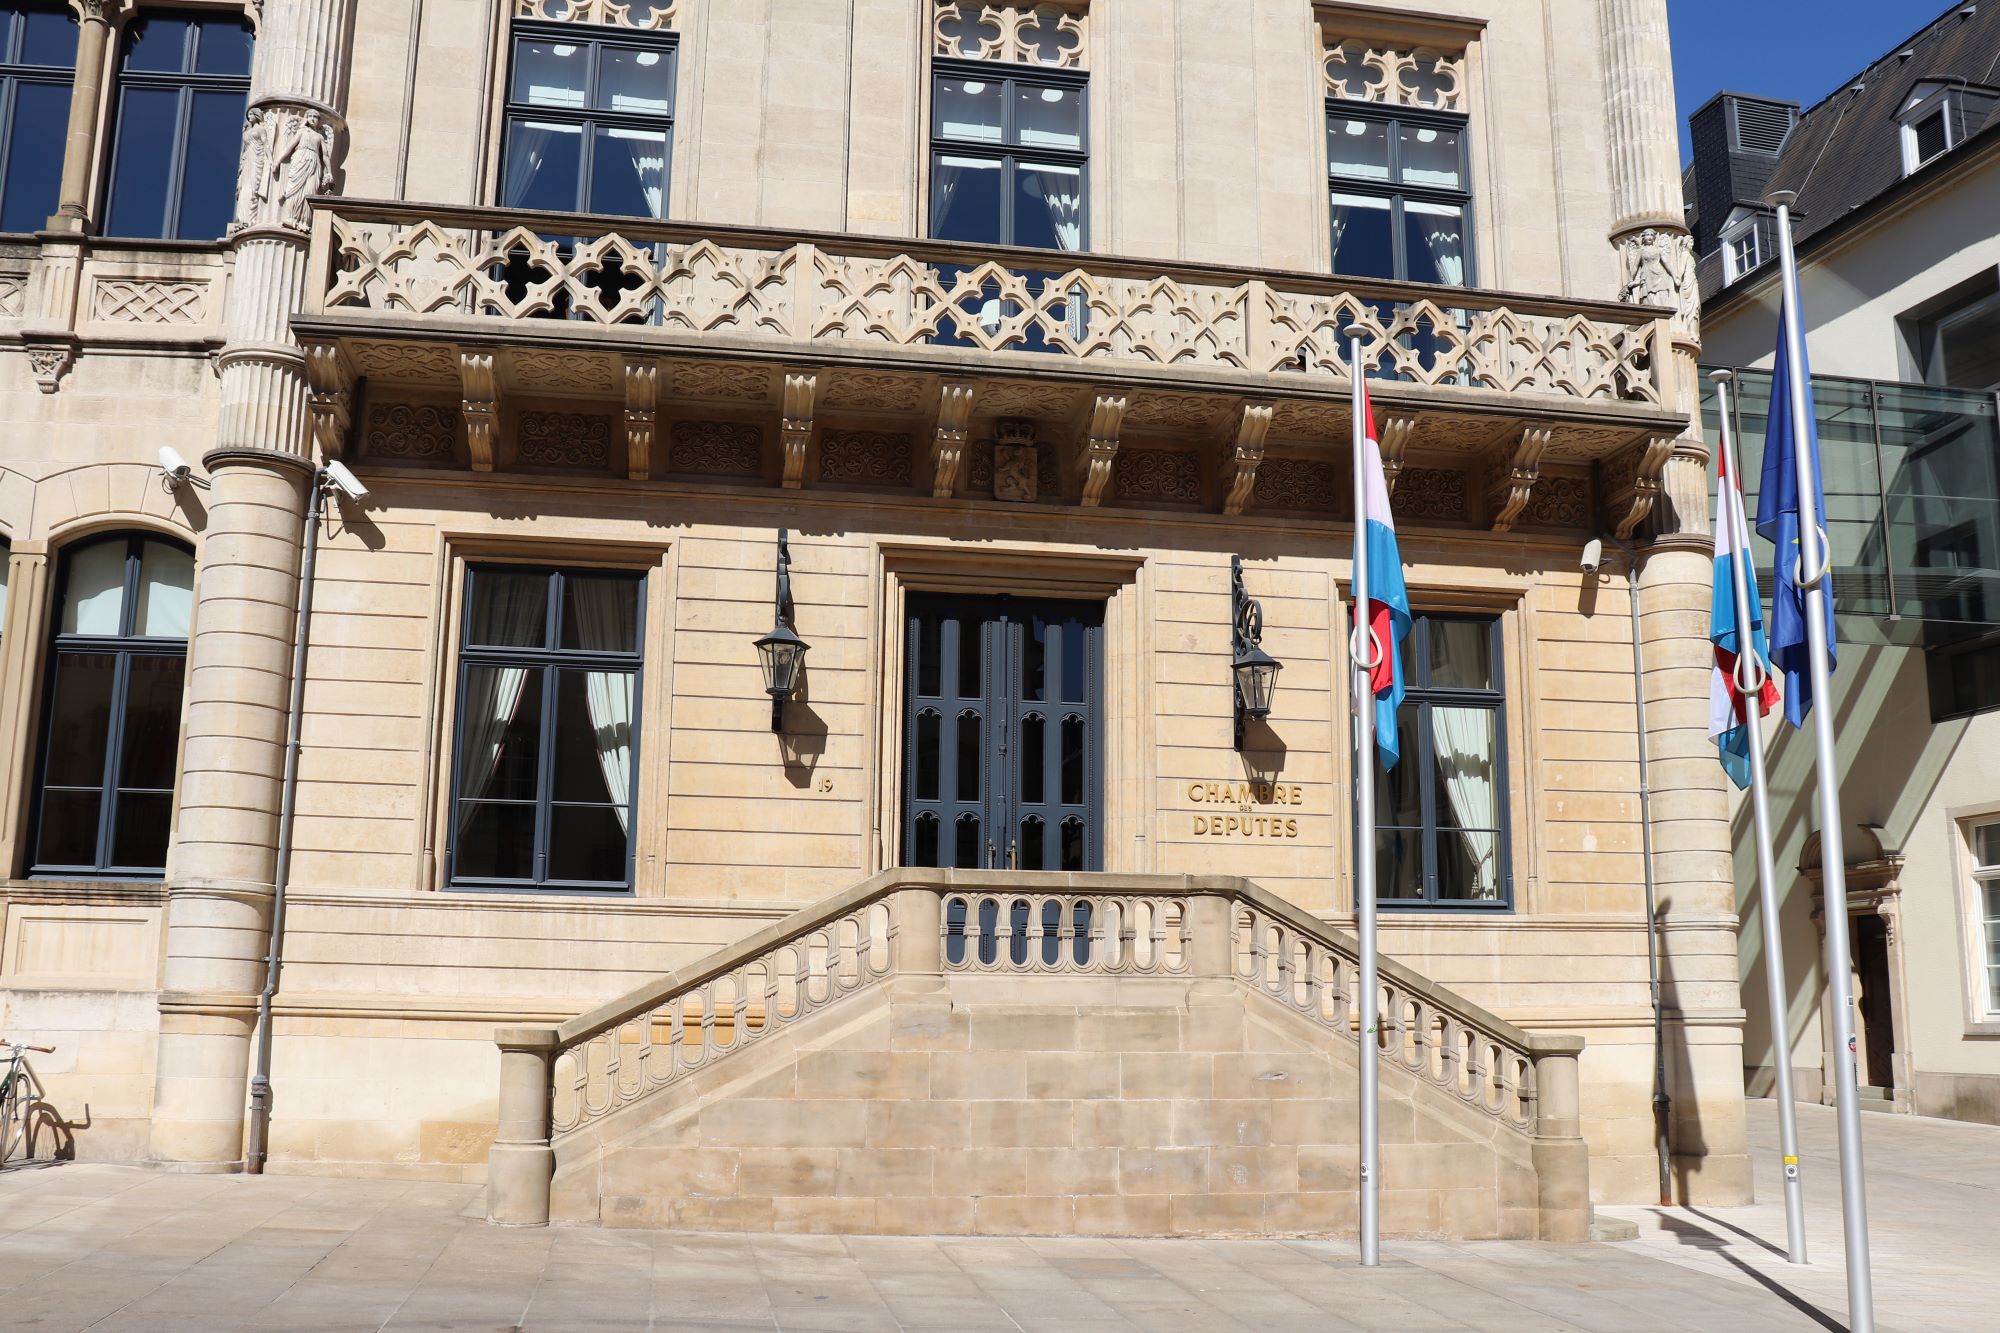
[1186, 781, 1305, 839]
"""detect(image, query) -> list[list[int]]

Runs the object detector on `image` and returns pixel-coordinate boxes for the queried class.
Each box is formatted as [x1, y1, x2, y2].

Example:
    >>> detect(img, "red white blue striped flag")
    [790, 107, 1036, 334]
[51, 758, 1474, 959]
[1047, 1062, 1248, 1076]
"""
[1354, 382, 1412, 769]
[1710, 440, 1781, 788]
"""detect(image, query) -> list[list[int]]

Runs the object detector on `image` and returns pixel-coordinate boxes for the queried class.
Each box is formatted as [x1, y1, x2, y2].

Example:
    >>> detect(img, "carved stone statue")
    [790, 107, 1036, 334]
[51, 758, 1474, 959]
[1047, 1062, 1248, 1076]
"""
[227, 107, 272, 237]
[1620, 226, 1700, 328]
[274, 109, 336, 232]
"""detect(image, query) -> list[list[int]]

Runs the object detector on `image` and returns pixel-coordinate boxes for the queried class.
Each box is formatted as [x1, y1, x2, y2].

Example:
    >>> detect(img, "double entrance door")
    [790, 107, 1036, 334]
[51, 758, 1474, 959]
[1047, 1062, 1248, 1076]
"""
[901, 594, 1102, 871]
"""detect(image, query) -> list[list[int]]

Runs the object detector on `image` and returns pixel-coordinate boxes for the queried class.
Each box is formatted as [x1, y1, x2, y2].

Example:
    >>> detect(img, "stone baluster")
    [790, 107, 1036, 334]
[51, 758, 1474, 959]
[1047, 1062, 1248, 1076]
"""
[1528, 1036, 1590, 1241]
[488, 1028, 560, 1226]
[1600, 0, 1750, 1205]
[148, 0, 355, 1170]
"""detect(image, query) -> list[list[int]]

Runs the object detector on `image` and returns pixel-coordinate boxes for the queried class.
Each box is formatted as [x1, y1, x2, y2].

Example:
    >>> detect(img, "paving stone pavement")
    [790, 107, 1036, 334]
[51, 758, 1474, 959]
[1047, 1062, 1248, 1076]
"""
[2, 1102, 1991, 1331]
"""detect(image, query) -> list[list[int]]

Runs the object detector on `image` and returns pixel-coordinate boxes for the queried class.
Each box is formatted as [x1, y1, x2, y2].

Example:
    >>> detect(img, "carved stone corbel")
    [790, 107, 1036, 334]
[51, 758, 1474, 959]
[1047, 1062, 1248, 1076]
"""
[25, 339, 76, 394]
[459, 348, 499, 472]
[1218, 401, 1273, 516]
[624, 356, 659, 481]
[301, 339, 354, 457]
[1487, 426, 1552, 532]
[1378, 414, 1416, 494]
[1076, 391, 1127, 508]
[779, 368, 819, 489]
[928, 380, 975, 498]
[1601, 434, 1676, 540]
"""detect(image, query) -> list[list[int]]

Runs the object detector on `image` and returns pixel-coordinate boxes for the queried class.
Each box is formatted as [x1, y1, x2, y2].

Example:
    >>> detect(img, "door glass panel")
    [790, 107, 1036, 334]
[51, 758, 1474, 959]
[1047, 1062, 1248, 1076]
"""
[1330, 190, 1394, 281]
[1060, 816, 1084, 871]
[935, 75, 1003, 142]
[456, 801, 536, 879]
[1023, 616, 1046, 701]
[1403, 199, 1466, 287]
[589, 124, 666, 218]
[179, 89, 246, 241]
[552, 669, 631, 805]
[117, 655, 186, 789]
[956, 618, 981, 697]
[1398, 123, 1462, 188]
[36, 790, 101, 868]
[1376, 828, 1423, 900]
[458, 665, 543, 804]
[1435, 829, 1499, 902]
[914, 710, 941, 801]
[42, 653, 114, 787]
[1013, 161, 1082, 251]
[1373, 703, 1422, 826]
[1426, 619, 1491, 689]
[1429, 707, 1497, 830]
[512, 38, 589, 108]
[1015, 83, 1082, 151]
[955, 711, 982, 801]
[1019, 713, 1044, 803]
[599, 44, 672, 113]
[1060, 713, 1084, 804]
[931, 152, 1004, 244]
[914, 812, 940, 867]
[560, 574, 641, 651]
[549, 804, 627, 882]
[1020, 815, 1044, 870]
[62, 541, 128, 635]
[1327, 116, 1390, 180]
[916, 614, 942, 696]
[1059, 618, 1086, 701]
[469, 570, 550, 647]
[954, 812, 982, 869]
[502, 118, 585, 213]
[104, 86, 178, 238]
[135, 541, 195, 637]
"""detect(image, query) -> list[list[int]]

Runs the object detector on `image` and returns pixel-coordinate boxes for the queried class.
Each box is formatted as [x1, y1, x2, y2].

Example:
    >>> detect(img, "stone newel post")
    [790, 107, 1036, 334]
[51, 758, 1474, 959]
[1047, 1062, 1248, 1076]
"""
[1529, 1036, 1591, 1242]
[148, 0, 355, 1169]
[1600, 0, 1751, 1205]
[488, 1029, 560, 1226]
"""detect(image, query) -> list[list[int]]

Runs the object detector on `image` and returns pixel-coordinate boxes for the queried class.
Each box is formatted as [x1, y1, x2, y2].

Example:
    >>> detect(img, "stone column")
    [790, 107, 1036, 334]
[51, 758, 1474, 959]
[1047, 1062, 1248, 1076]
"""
[1602, 0, 1752, 1205]
[147, 0, 352, 1169]
[46, 0, 125, 232]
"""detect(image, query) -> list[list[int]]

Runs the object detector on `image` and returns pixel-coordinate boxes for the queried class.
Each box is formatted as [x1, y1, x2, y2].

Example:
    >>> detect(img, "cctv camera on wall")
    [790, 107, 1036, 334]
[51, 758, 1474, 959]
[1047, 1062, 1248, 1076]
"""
[1579, 538, 1604, 573]
[323, 459, 368, 500]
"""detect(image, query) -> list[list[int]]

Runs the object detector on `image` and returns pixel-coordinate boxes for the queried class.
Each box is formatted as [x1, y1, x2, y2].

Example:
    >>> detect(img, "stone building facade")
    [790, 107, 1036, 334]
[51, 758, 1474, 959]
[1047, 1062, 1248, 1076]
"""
[0, 0, 1746, 1229]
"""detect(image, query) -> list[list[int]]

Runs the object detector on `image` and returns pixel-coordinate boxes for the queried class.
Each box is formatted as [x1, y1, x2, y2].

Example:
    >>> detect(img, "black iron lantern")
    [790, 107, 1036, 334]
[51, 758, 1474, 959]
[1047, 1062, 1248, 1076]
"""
[755, 529, 809, 731]
[1231, 555, 1281, 749]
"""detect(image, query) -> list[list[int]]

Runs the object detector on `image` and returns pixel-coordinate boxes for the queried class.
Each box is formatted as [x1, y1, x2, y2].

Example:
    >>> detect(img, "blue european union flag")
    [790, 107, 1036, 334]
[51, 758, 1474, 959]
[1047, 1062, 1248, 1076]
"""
[1755, 306, 1836, 727]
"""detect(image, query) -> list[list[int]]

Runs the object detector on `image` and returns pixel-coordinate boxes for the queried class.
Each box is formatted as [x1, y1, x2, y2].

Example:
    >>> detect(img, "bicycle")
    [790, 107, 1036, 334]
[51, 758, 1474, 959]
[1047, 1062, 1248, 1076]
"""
[0, 1039, 57, 1168]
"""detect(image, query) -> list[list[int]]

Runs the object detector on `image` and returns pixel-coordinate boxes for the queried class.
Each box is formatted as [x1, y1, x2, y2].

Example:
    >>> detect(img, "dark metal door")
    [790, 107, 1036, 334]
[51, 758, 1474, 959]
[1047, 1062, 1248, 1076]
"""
[902, 594, 1103, 871]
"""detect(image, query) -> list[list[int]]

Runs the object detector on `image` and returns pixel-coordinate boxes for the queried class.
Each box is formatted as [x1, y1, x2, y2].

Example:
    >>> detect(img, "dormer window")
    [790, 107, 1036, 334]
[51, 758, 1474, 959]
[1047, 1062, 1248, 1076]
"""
[1719, 209, 1774, 285]
[1899, 81, 1999, 175]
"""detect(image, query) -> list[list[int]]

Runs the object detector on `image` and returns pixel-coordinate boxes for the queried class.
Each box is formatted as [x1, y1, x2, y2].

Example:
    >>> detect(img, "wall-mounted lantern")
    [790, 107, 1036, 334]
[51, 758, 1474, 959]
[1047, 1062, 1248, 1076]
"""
[754, 528, 809, 732]
[1230, 555, 1281, 750]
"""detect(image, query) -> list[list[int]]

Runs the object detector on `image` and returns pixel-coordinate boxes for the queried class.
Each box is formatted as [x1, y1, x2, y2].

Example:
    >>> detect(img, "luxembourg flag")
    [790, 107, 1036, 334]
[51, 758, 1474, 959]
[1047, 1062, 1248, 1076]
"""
[1355, 382, 1413, 769]
[1710, 443, 1781, 789]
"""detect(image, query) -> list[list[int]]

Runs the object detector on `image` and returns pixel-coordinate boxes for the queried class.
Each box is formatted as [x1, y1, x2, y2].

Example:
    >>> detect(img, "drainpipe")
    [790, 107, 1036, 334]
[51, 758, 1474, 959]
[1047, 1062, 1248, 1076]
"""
[1604, 532, 1673, 1206]
[244, 468, 329, 1174]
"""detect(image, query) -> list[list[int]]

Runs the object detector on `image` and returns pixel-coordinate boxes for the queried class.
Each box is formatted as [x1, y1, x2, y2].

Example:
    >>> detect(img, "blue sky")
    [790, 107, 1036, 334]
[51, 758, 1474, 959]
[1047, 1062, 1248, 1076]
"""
[1669, 0, 1947, 162]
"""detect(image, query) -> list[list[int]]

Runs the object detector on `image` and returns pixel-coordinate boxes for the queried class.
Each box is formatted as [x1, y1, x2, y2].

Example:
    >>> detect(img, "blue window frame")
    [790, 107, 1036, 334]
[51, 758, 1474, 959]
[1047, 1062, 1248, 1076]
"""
[0, 1, 77, 234]
[31, 533, 194, 879]
[1327, 102, 1472, 287]
[501, 22, 676, 219]
[1371, 612, 1511, 909]
[930, 59, 1087, 251]
[101, 10, 253, 240]
[448, 565, 644, 892]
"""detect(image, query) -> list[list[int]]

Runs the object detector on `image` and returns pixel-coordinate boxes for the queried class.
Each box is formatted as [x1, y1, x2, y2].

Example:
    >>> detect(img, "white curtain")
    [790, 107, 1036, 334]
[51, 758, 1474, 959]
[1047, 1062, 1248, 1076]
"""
[1039, 171, 1083, 251]
[456, 666, 530, 833]
[1431, 707, 1497, 899]
[568, 578, 638, 829]
[1417, 205, 1467, 286]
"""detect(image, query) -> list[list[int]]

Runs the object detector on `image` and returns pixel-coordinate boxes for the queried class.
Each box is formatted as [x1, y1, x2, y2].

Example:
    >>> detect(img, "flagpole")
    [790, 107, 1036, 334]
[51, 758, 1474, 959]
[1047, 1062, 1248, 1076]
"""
[1711, 368, 1809, 1266]
[1771, 190, 1873, 1328]
[1346, 327, 1381, 1268]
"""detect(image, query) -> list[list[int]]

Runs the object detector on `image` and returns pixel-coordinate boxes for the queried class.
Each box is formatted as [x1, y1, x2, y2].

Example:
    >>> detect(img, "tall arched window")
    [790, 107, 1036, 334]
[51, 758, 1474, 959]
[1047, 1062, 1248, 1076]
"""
[31, 533, 193, 876]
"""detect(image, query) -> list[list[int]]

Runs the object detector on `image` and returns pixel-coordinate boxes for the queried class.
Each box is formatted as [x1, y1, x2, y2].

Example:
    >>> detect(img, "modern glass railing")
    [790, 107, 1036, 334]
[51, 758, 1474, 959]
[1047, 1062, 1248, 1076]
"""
[1703, 368, 2000, 632]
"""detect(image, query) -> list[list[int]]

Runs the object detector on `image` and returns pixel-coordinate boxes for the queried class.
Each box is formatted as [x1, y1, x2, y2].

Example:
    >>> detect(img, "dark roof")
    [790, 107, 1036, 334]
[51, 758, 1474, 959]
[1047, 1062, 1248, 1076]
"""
[1688, 0, 2000, 301]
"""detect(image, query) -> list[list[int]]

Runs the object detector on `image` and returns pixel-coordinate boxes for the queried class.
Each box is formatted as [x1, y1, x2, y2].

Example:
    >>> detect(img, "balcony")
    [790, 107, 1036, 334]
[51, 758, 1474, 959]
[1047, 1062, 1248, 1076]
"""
[1703, 369, 2000, 632]
[295, 198, 1687, 530]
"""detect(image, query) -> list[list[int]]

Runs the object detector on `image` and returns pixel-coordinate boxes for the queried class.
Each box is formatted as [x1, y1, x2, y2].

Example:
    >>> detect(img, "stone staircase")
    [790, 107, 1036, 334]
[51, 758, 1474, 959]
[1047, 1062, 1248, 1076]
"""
[485, 872, 1590, 1240]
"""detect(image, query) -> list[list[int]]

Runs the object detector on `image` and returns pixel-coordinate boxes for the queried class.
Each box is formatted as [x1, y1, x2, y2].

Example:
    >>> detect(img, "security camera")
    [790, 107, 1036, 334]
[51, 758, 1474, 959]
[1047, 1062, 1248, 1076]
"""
[1579, 538, 1604, 573]
[158, 446, 208, 491]
[323, 459, 368, 500]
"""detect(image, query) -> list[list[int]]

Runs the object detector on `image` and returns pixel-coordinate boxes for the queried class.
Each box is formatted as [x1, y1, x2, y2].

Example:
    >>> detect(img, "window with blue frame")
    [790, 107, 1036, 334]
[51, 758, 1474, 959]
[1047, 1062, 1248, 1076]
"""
[102, 10, 252, 240]
[449, 566, 643, 892]
[501, 23, 676, 218]
[0, 1, 76, 234]
[1372, 613, 1510, 908]
[31, 533, 194, 878]
[930, 60, 1086, 250]
[1327, 104, 1472, 286]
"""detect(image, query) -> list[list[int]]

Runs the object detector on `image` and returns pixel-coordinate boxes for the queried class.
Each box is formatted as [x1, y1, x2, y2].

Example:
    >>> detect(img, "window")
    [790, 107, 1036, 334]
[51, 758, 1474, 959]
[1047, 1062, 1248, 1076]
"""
[1327, 106, 1471, 286]
[1971, 821, 2000, 1016]
[102, 11, 252, 240]
[1372, 613, 1510, 908]
[1899, 83, 2000, 176]
[0, 535, 9, 635]
[501, 23, 675, 218]
[31, 534, 193, 877]
[0, 2, 75, 234]
[1928, 630, 2000, 721]
[1915, 287, 2000, 391]
[930, 60, 1086, 250]
[1721, 214, 1772, 284]
[449, 566, 642, 891]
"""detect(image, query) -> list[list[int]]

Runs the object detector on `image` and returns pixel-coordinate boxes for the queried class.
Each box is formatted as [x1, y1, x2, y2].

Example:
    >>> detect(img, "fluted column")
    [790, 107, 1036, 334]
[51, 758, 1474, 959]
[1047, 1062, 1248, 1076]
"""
[149, 0, 352, 1170]
[1604, 0, 1750, 1205]
[47, 0, 125, 232]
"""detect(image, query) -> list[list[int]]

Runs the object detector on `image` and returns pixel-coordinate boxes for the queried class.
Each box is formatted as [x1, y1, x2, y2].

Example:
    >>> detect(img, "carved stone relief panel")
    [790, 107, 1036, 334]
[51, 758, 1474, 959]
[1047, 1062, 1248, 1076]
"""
[509, 349, 620, 397]
[821, 369, 925, 414]
[1322, 38, 1466, 111]
[1252, 457, 1339, 512]
[363, 400, 459, 462]
[89, 277, 209, 325]
[0, 272, 25, 319]
[347, 340, 459, 384]
[514, 0, 676, 31]
[970, 427, 1061, 500]
[673, 361, 773, 403]
[934, 1, 1087, 69]
[229, 104, 339, 236]
[670, 420, 764, 478]
[977, 380, 1083, 420]
[819, 430, 914, 486]
[1392, 466, 1469, 524]
[518, 410, 614, 469]
[1123, 393, 1227, 434]
[1521, 470, 1592, 529]
[1113, 448, 1201, 505]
